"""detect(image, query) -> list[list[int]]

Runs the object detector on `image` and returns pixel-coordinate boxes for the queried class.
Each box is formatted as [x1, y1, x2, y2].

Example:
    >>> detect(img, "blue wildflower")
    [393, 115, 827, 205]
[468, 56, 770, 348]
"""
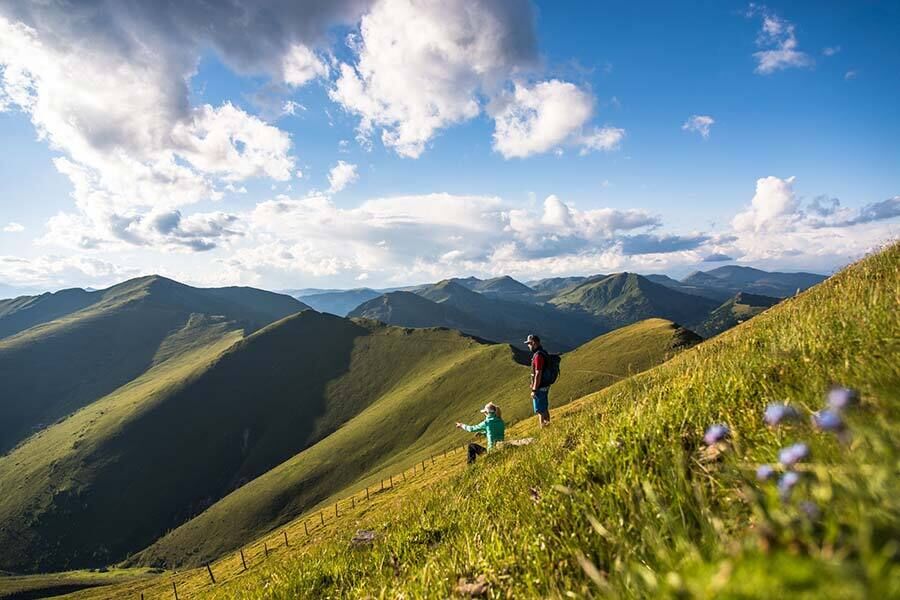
[799, 500, 820, 519]
[764, 403, 800, 426]
[756, 464, 776, 481]
[778, 442, 810, 467]
[827, 386, 859, 411]
[703, 424, 729, 445]
[778, 471, 801, 499]
[811, 409, 844, 432]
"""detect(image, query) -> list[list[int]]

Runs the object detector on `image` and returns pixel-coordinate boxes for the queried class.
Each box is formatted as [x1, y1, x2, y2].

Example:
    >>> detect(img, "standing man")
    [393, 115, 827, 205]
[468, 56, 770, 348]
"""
[525, 334, 551, 427]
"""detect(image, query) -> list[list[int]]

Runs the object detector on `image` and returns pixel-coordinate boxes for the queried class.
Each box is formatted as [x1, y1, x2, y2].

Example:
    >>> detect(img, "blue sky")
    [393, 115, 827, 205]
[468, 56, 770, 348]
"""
[0, 0, 897, 293]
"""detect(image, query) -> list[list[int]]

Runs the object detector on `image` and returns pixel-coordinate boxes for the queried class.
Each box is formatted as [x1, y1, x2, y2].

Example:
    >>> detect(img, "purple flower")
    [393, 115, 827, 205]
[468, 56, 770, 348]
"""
[756, 464, 776, 481]
[778, 471, 801, 499]
[778, 443, 810, 467]
[811, 409, 844, 432]
[799, 501, 820, 519]
[703, 424, 729, 445]
[764, 403, 800, 426]
[827, 387, 859, 411]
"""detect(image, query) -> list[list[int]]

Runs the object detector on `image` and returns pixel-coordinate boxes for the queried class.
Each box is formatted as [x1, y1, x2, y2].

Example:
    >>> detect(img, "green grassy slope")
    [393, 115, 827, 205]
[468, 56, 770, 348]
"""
[349, 291, 479, 331]
[416, 280, 607, 351]
[0, 288, 98, 339]
[0, 276, 307, 453]
[210, 243, 897, 599]
[682, 265, 827, 297]
[551, 272, 720, 329]
[0, 312, 497, 573]
[695, 291, 781, 338]
[129, 318, 697, 570]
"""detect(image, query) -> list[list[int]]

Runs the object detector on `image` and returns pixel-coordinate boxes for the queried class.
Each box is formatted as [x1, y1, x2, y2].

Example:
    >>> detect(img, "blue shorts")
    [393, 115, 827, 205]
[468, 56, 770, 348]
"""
[532, 388, 549, 414]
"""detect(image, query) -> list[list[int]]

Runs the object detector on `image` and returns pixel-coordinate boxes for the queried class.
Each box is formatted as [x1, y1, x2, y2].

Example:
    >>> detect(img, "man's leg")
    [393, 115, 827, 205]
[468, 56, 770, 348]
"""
[467, 443, 486, 464]
[533, 389, 550, 428]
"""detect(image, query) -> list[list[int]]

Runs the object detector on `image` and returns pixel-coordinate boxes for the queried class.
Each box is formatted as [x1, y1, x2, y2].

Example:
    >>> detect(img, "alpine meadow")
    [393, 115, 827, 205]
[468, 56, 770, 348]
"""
[0, 1, 898, 599]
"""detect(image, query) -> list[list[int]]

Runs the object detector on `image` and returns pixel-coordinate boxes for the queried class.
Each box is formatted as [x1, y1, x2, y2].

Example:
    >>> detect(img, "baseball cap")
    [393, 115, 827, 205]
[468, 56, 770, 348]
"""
[523, 334, 540, 344]
[480, 402, 499, 414]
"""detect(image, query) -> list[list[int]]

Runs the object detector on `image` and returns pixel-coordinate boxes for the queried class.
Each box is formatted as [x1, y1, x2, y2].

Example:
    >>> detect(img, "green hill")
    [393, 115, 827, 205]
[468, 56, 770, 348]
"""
[550, 272, 719, 329]
[296, 288, 381, 316]
[681, 265, 827, 297]
[0, 276, 308, 454]
[351, 281, 607, 351]
[126, 317, 697, 569]
[0, 288, 99, 339]
[191, 243, 897, 599]
[695, 291, 781, 338]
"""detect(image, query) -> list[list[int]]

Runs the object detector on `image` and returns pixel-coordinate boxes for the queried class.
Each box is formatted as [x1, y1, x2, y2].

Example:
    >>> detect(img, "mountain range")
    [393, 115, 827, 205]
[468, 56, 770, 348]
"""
[0, 263, 827, 575]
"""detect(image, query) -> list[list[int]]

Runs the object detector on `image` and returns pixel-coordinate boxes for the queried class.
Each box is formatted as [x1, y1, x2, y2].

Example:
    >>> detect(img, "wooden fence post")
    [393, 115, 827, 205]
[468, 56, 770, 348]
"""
[172, 581, 179, 600]
[240, 549, 247, 570]
[389, 474, 393, 488]
[402, 470, 407, 482]
[206, 562, 216, 583]
[334, 502, 339, 518]
[422, 459, 426, 471]
[366, 487, 370, 501]
[351, 496, 355, 508]
[431, 454, 435, 465]
[380, 479, 384, 491]
[264, 542, 269, 558]
[304, 521, 309, 536]
[284, 530, 289, 547]
[320, 512, 324, 526]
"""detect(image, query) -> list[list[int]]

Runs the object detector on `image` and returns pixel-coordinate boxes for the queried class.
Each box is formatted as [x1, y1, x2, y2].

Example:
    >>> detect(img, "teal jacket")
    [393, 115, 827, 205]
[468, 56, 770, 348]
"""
[462, 414, 506, 449]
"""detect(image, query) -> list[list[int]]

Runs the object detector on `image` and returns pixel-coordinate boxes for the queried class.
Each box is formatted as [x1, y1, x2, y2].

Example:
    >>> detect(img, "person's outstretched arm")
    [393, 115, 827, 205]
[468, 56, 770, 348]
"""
[456, 420, 486, 433]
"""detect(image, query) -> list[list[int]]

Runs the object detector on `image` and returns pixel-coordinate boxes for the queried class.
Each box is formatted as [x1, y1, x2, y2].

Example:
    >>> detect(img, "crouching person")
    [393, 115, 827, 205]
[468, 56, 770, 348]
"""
[456, 402, 505, 464]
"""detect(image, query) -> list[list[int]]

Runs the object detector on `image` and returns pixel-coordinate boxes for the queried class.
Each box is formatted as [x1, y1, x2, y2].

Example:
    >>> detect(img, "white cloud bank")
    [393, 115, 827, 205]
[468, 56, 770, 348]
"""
[3, 222, 24, 233]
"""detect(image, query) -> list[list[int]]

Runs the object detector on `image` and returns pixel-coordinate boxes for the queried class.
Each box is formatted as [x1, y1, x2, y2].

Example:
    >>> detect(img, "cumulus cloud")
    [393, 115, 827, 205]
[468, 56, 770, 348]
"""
[3, 222, 24, 233]
[0, 1, 376, 253]
[682, 115, 715, 139]
[732, 175, 802, 232]
[0, 254, 135, 288]
[490, 80, 626, 158]
[748, 5, 813, 74]
[618, 233, 710, 256]
[330, 0, 538, 158]
[327, 161, 359, 193]
[232, 191, 664, 283]
[822, 46, 841, 57]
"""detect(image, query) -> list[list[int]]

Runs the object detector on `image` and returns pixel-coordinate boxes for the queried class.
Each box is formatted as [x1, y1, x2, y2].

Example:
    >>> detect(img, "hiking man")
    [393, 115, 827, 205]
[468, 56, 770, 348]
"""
[526, 334, 552, 427]
[456, 402, 505, 464]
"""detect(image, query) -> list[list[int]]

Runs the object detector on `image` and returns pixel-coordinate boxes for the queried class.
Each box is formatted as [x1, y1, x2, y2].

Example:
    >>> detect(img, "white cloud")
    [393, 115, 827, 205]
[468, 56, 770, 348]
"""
[3, 222, 24, 232]
[822, 46, 841, 57]
[732, 175, 801, 232]
[282, 44, 329, 87]
[327, 161, 359, 193]
[491, 80, 625, 158]
[579, 127, 626, 153]
[329, 0, 538, 158]
[0, 254, 135, 288]
[682, 115, 715, 139]
[844, 70, 858, 80]
[0, 12, 298, 253]
[748, 6, 813, 74]
[491, 80, 593, 158]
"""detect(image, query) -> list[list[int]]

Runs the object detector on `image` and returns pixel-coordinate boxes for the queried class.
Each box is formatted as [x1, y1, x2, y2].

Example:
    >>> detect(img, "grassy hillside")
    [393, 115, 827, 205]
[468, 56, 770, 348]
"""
[128, 318, 696, 570]
[0, 276, 307, 453]
[551, 272, 720, 329]
[173, 243, 895, 599]
[415, 280, 606, 351]
[296, 288, 381, 316]
[0, 312, 507, 573]
[682, 265, 827, 297]
[0, 288, 98, 339]
[695, 292, 781, 338]
[349, 291, 479, 331]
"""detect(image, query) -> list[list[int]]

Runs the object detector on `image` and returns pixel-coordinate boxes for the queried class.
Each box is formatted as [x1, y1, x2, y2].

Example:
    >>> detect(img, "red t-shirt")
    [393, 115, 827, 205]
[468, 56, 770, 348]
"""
[531, 350, 545, 373]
